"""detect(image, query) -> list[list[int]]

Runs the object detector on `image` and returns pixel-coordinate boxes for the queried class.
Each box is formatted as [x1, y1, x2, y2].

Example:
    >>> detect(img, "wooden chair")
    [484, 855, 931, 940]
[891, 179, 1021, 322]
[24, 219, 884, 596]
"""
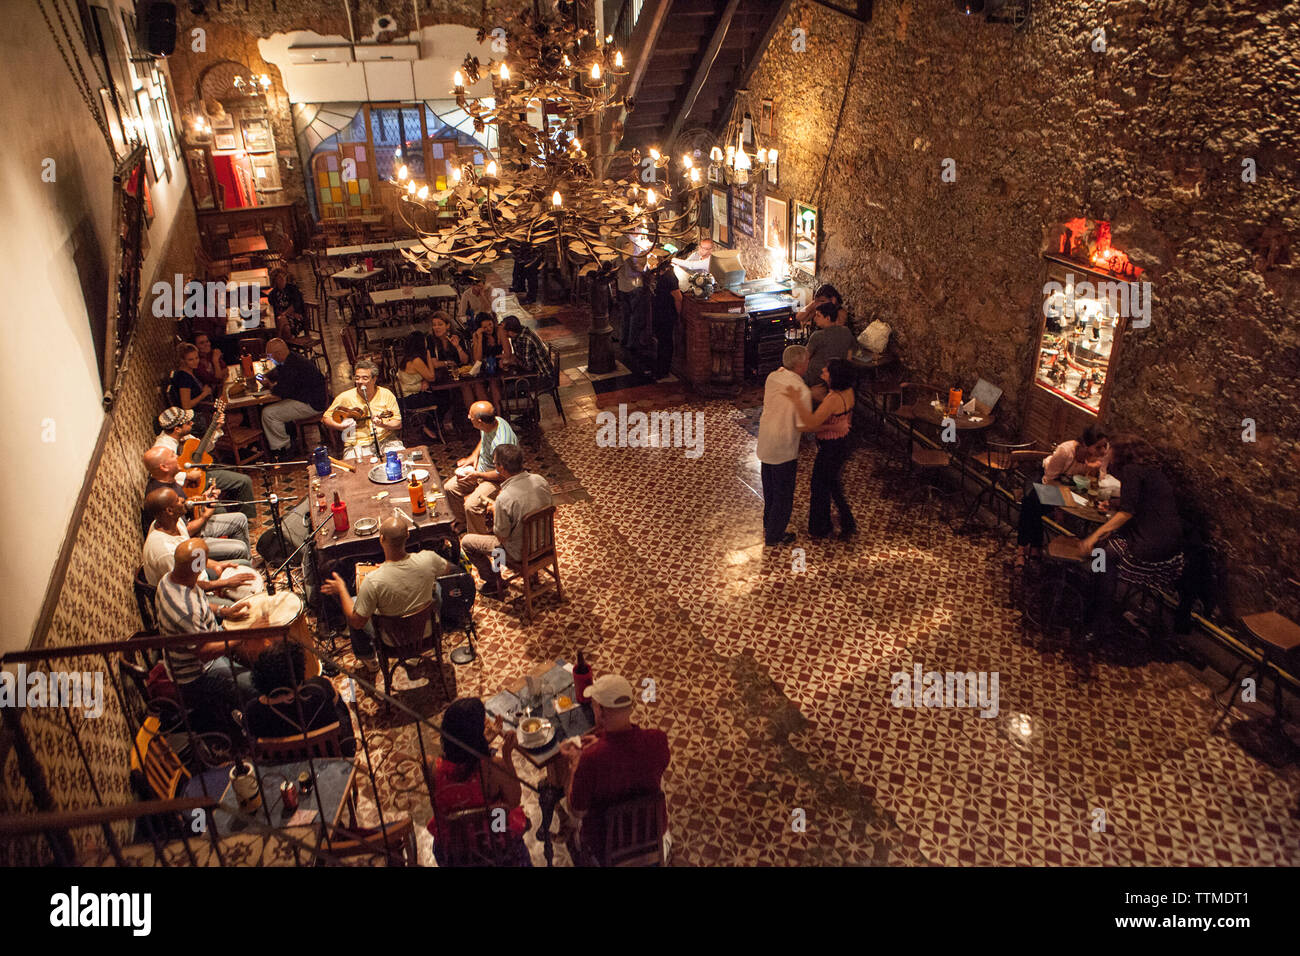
[597, 792, 666, 867]
[129, 715, 191, 802]
[435, 806, 525, 867]
[371, 602, 449, 698]
[215, 419, 265, 465]
[341, 325, 360, 370]
[963, 440, 1038, 539]
[251, 722, 347, 762]
[1212, 577, 1300, 734]
[324, 815, 418, 866]
[498, 506, 563, 624]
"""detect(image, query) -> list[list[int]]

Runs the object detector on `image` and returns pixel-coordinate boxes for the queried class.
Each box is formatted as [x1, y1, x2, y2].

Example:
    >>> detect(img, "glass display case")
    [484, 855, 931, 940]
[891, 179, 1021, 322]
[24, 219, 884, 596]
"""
[1033, 257, 1124, 415]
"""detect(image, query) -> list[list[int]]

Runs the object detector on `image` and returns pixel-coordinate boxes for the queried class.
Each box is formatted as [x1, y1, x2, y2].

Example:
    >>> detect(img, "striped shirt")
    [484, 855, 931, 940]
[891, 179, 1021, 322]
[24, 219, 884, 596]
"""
[154, 573, 220, 684]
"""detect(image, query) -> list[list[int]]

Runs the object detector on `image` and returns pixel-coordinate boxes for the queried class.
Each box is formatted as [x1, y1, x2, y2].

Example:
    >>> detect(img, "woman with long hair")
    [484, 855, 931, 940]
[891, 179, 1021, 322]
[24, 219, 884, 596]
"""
[1075, 433, 1184, 643]
[1015, 426, 1110, 569]
[425, 311, 475, 414]
[192, 333, 227, 388]
[169, 343, 213, 431]
[396, 331, 443, 441]
[786, 357, 858, 539]
[426, 697, 531, 867]
[469, 312, 512, 407]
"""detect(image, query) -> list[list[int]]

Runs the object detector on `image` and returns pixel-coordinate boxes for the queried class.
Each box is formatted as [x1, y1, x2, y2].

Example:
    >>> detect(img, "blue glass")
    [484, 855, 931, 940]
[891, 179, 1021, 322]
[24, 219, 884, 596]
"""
[384, 451, 403, 481]
[313, 446, 331, 477]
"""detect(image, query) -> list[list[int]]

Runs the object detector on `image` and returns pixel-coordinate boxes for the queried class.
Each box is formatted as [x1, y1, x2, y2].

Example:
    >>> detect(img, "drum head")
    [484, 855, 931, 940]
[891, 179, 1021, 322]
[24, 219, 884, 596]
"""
[265, 592, 303, 626]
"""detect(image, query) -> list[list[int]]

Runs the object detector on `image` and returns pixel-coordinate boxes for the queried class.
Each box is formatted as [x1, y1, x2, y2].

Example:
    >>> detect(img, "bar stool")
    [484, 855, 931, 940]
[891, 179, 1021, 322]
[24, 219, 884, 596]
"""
[1212, 579, 1300, 735]
[1020, 535, 1092, 642]
[962, 440, 1038, 540]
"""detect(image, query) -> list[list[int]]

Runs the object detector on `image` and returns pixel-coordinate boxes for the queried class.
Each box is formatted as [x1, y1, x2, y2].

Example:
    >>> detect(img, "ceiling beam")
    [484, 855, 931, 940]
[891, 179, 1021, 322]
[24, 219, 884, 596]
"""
[664, 0, 744, 150]
[709, 0, 795, 144]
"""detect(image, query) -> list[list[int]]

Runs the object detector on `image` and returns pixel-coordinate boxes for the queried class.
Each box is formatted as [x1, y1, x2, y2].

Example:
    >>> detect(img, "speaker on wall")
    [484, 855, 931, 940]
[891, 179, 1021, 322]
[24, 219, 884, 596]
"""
[137, 2, 177, 57]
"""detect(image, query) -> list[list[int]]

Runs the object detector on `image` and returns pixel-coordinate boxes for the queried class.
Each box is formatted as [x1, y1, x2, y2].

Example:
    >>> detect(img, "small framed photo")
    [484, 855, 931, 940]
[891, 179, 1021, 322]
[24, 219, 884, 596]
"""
[707, 163, 722, 184]
[251, 153, 281, 191]
[760, 99, 773, 136]
[210, 110, 235, 131]
[240, 116, 273, 152]
[763, 194, 788, 252]
[213, 130, 240, 152]
[742, 114, 754, 150]
[710, 187, 731, 247]
[792, 200, 817, 276]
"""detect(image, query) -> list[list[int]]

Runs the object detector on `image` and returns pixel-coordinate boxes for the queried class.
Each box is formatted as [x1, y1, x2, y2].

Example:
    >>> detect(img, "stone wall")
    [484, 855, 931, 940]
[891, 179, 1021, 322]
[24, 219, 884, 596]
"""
[725, 0, 1299, 606]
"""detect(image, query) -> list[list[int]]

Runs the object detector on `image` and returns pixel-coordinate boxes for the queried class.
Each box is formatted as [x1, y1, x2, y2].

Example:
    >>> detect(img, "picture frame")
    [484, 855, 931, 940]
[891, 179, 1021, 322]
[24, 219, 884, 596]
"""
[707, 163, 722, 184]
[213, 130, 241, 152]
[792, 200, 818, 276]
[137, 90, 169, 181]
[763, 195, 788, 252]
[251, 153, 282, 191]
[742, 114, 755, 150]
[240, 116, 273, 153]
[710, 187, 731, 247]
[760, 99, 773, 136]
[210, 110, 235, 131]
[767, 151, 779, 186]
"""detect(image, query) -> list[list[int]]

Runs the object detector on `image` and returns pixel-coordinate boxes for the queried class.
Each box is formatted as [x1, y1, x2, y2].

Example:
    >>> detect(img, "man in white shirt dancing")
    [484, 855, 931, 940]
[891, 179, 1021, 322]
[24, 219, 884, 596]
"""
[756, 345, 810, 546]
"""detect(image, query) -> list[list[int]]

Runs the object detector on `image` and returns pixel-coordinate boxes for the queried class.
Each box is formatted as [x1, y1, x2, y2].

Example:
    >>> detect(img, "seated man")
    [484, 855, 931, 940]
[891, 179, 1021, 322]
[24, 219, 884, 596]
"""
[460, 443, 552, 596]
[501, 315, 555, 384]
[321, 359, 404, 461]
[244, 641, 356, 757]
[261, 337, 329, 459]
[141, 446, 251, 558]
[562, 675, 670, 865]
[154, 538, 260, 735]
[320, 516, 451, 671]
[142, 488, 259, 597]
[443, 401, 517, 535]
[150, 407, 256, 523]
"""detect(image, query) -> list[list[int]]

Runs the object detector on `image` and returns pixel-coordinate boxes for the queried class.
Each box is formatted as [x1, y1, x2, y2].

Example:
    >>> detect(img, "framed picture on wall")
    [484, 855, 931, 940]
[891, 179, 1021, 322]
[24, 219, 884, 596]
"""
[137, 90, 169, 181]
[213, 130, 241, 152]
[792, 200, 817, 276]
[240, 117, 273, 152]
[764, 194, 788, 252]
[760, 99, 774, 136]
[251, 153, 282, 191]
[710, 187, 731, 247]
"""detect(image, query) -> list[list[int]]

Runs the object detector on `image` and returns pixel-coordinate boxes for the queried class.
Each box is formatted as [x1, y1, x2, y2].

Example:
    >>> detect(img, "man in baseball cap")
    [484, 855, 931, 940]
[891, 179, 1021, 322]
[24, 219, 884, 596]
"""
[564, 673, 670, 864]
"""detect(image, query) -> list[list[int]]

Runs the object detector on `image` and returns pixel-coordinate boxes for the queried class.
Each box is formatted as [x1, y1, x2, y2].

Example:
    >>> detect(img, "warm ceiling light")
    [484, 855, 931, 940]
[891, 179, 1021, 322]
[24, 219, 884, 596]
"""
[397, 165, 409, 181]
[417, 185, 429, 199]
[709, 146, 723, 162]
[500, 63, 510, 82]
[649, 147, 661, 162]
[756, 148, 767, 164]
[590, 63, 601, 81]
[552, 190, 562, 207]
[735, 149, 752, 170]
[406, 182, 416, 194]
[767, 148, 778, 163]
[453, 70, 465, 88]
[615, 51, 624, 68]
[450, 167, 462, 184]
[485, 160, 498, 177]
[689, 167, 700, 183]
[646, 188, 658, 205]
[681, 154, 692, 168]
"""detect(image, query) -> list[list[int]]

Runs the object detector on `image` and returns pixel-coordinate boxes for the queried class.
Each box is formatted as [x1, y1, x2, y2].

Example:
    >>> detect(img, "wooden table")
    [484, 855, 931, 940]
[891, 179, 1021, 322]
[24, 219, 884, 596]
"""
[188, 758, 357, 839]
[900, 401, 996, 431]
[332, 266, 383, 284]
[228, 267, 271, 286]
[312, 445, 457, 570]
[228, 235, 269, 258]
[326, 239, 427, 257]
[369, 284, 457, 307]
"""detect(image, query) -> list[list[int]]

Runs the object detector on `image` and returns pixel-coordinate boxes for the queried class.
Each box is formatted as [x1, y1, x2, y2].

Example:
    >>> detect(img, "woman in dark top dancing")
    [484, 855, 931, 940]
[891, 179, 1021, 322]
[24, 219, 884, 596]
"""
[1075, 434, 1184, 643]
[786, 358, 858, 539]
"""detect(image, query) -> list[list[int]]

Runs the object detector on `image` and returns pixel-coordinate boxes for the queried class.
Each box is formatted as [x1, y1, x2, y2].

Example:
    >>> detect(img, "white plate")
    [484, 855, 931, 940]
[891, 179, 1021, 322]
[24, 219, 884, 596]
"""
[411, 468, 430, 482]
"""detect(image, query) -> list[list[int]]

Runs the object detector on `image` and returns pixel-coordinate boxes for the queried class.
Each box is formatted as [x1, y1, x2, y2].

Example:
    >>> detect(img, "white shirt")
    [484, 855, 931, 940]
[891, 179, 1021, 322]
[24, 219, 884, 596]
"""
[153, 433, 179, 452]
[143, 521, 191, 587]
[757, 367, 811, 465]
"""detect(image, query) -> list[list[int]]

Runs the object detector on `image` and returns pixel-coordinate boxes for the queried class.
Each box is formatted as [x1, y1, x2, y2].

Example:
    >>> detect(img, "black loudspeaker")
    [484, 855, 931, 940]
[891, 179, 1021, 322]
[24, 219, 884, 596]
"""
[138, 2, 177, 57]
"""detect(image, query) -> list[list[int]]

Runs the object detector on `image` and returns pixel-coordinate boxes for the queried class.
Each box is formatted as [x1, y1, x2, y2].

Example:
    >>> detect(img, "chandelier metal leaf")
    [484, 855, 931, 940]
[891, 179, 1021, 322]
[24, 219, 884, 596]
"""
[390, 0, 707, 280]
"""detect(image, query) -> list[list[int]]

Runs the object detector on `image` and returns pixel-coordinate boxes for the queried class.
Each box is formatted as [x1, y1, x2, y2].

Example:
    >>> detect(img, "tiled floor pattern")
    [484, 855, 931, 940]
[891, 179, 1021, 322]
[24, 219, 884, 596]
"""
[247, 262, 1300, 866]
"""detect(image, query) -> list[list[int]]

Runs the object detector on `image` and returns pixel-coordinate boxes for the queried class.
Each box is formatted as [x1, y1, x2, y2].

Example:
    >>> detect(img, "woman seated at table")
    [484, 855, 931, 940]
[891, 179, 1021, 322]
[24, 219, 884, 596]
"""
[1075, 434, 1184, 644]
[169, 343, 214, 431]
[244, 641, 357, 757]
[192, 333, 227, 389]
[468, 312, 513, 408]
[396, 331, 447, 442]
[427, 697, 531, 867]
[1015, 426, 1110, 569]
[424, 311, 475, 417]
[267, 268, 309, 344]
[795, 283, 849, 329]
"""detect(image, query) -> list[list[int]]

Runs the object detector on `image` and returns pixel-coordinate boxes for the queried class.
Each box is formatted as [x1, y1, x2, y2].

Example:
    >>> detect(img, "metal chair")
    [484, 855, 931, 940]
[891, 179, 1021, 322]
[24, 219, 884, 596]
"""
[371, 602, 449, 698]
[498, 506, 563, 624]
[962, 440, 1038, 540]
[324, 815, 418, 866]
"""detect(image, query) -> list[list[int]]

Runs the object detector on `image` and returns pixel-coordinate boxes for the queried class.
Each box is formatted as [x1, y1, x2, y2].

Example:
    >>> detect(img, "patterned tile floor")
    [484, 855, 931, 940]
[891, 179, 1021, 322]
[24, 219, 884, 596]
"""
[233, 262, 1300, 866]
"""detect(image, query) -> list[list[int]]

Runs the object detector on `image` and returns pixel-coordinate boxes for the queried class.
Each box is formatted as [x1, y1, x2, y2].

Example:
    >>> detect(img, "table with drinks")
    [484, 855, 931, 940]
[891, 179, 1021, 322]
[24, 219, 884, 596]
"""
[188, 757, 357, 841]
[308, 444, 459, 572]
[485, 658, 596, 770]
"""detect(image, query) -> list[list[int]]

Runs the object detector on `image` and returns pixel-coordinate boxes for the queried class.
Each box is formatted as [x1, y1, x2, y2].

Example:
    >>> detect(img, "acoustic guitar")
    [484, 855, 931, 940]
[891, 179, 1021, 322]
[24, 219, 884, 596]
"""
[179, 396, 227, 499]
[330, 404, 397, 425]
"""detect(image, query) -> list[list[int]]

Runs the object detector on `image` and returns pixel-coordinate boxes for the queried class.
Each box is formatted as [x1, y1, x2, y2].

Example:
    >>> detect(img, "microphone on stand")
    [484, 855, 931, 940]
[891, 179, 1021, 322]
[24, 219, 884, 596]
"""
[358, 383, 383, 459]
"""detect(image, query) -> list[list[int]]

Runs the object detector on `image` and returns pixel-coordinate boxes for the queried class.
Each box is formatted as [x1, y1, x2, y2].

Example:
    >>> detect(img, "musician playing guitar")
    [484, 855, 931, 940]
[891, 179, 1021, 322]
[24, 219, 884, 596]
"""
[145, 405, 256, 535]
[321, 359, 404, 460]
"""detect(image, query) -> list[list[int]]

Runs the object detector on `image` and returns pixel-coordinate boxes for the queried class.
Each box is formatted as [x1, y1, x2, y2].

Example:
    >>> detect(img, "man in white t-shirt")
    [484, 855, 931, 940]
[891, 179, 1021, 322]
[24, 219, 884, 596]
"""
[756, 345, 811, 546]
[142, 488, 261, 601]
[151, 406, 256, 522]
[321, 516, 450, 669]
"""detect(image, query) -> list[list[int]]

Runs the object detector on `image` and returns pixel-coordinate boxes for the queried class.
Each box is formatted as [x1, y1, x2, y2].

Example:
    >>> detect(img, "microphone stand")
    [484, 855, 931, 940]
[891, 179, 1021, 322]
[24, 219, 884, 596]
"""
[187, 459, 309, 594]
[358, 384, 383, 460]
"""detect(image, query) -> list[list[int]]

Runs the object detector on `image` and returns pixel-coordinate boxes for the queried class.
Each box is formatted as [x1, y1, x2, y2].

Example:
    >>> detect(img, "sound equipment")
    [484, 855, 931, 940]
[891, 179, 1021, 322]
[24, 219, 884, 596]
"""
[137, 2, 177, 57]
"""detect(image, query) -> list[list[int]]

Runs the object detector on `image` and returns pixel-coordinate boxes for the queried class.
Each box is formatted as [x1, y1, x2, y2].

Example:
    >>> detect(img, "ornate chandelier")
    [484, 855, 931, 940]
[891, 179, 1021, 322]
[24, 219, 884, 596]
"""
[390, 1, 706, 280]
[709, 88, 777, 187]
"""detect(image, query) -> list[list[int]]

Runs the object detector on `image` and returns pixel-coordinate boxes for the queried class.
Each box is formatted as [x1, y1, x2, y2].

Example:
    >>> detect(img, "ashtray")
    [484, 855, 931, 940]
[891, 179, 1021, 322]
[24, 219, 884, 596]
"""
[354, 517, 379, 536]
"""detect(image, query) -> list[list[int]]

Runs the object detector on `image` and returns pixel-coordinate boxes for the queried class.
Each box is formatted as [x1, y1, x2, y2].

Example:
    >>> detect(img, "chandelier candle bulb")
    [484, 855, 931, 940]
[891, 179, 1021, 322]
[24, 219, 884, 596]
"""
[397, 165, 408, 181]
[453, 70, 465, 90]
[417, 185, 429, 200]
[646, 189, 658, 206]
[450, 167, 461, 184]
[486, 160, 498, 178]
[500, 63, 510, 83]
[552, 190, 562, 207]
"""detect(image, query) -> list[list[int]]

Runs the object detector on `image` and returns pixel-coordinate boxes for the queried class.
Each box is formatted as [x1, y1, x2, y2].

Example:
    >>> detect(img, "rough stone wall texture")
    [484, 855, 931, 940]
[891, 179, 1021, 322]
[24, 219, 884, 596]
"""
[725, 0, 1299, 607]
[167, 2, 485, 214]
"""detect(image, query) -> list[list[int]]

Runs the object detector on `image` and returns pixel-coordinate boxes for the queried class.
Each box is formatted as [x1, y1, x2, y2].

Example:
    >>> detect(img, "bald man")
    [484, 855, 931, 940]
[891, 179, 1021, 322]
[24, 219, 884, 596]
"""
[155, 538, 260, 733]
[443, 400, 517, 534]
[141, 445, 254, 547]
[321, 516, 451, 669]
[261, 337, 328, 458]
[143, 427, 255, 525]
[142, 487, 259, 594]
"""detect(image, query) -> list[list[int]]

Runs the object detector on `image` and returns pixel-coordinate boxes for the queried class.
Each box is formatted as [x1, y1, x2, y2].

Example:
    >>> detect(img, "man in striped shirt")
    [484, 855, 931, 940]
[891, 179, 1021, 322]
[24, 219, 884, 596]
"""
[155, 538, 259, 734]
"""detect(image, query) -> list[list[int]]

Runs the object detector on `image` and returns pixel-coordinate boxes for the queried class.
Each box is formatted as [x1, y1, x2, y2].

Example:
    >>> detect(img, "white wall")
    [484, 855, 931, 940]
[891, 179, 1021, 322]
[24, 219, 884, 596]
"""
[0, 2, 188, 652]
